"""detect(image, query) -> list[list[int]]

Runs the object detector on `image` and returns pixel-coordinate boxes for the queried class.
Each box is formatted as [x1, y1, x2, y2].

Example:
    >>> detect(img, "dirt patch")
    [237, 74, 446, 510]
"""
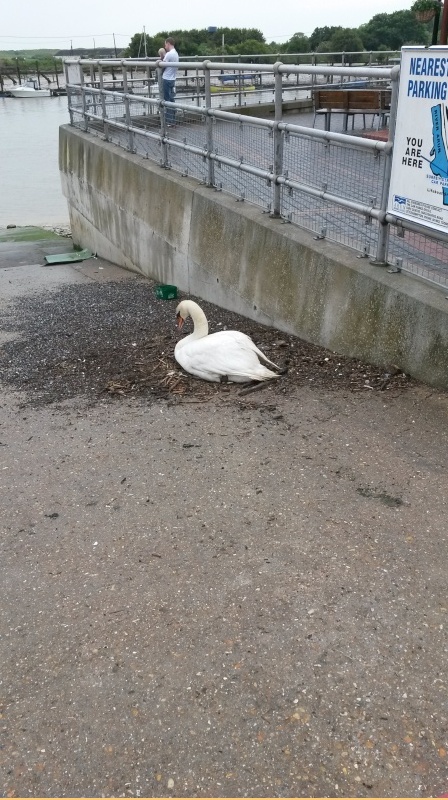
[356, 485, 404, 507]
[0, 276, 415, 407]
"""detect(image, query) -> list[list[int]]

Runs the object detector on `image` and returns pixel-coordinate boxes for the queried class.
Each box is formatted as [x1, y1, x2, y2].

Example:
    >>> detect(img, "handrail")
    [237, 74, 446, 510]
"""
[65, 57, 398, 266]
[63, 49, 401, 64]
[63, 56, 397, 81]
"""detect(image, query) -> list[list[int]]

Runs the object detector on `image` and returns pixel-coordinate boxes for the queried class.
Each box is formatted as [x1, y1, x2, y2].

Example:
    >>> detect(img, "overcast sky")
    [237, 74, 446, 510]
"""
[1, 0, 410, 51]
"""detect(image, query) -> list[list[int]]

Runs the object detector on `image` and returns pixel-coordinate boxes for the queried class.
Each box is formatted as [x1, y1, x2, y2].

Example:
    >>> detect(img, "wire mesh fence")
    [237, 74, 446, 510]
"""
[65, 59, 448, 290]
[280, 188, 381, 255]
[388, 227, 448, 288]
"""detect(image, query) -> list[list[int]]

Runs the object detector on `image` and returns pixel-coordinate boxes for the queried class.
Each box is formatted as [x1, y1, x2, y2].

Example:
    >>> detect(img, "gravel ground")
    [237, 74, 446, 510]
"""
[1, 260, 448, 798]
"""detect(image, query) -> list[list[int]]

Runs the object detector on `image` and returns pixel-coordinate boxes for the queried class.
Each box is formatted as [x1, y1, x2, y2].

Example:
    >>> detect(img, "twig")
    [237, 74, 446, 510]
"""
[239, 381, 275, 397]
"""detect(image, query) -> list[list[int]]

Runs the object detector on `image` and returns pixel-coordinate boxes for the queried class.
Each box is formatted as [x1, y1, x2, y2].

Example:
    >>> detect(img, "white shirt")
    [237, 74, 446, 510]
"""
[163, 48, 178, 81]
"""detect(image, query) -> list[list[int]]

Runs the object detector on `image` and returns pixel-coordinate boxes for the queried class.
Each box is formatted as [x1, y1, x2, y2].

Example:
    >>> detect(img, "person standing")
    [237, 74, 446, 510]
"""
[162, 37, 178, 126]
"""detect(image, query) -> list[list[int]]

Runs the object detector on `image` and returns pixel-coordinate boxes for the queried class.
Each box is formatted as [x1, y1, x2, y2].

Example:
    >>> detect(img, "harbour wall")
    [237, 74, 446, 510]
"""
[59, 124, 448, 389]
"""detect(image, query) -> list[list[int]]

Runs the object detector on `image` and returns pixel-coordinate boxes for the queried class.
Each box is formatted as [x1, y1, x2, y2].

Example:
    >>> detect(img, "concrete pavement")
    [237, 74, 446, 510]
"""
[1, 235, 447, 798]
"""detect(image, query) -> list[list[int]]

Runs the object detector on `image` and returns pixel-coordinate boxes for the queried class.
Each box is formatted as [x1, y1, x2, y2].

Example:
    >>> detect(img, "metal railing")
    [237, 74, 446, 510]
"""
[63, 57, 448, 289]
[177, 49, 401, 62]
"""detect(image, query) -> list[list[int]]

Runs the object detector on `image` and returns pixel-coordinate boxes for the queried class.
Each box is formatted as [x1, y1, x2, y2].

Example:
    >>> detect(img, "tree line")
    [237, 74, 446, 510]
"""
[125, 10, 432, 59]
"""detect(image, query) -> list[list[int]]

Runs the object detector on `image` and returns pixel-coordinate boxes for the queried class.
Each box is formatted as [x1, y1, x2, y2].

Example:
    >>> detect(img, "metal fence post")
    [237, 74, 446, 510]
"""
[272, 62, 284, 218]
[373, 67, 400, 265]
[204, 61, 215, 188]
[195, 66, 201, 106]
[311, 53, 316, 90]
[98, 64, 109, 141]
[81, 85, 88, 132]
[157, 64, 165, 126]
[157, 65, 169, 168]
[89, 64, 98, 119]
[99, 64, 107, 120]
[121, 66, 134, 152]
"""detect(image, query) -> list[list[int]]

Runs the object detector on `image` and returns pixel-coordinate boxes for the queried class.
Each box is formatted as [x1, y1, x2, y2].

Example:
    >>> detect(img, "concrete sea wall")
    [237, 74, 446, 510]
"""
[60, 124, 448, 388]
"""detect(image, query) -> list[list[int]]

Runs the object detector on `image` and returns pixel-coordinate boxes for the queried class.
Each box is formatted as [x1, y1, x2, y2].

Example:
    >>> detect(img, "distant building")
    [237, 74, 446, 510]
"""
[55, 48, 124, 59]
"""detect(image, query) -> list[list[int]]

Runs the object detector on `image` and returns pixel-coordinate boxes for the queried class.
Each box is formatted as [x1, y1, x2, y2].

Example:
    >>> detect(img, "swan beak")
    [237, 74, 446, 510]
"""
[176, 313, 184, 329]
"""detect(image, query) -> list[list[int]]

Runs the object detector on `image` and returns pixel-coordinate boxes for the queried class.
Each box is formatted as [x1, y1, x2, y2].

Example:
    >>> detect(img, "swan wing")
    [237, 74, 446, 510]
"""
[208, 330, 280, 369]
[175, 332, 279, 382]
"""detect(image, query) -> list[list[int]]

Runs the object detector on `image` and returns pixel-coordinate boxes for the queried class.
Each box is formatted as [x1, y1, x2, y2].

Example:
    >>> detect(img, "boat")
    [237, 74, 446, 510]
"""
[9, 79, 51, 98]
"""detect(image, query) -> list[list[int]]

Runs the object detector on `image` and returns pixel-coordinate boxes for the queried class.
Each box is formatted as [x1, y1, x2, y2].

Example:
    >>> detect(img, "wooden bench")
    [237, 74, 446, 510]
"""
[313, 89, 348, 131]
[313, 88, 391, 131]
[346, 88, 391, 129]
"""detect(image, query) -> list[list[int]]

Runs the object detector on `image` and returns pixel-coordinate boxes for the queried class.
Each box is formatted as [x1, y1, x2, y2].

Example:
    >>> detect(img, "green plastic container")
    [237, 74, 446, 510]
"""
[155, 284, 178, 300]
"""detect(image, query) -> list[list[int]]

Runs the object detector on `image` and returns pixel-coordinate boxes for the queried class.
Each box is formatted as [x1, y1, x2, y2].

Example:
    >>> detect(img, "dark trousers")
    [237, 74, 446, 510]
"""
[163, 80, 176, 124]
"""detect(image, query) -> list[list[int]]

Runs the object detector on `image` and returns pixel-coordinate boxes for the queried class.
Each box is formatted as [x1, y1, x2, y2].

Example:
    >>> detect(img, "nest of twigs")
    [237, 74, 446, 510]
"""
[0, 277, 415, 408]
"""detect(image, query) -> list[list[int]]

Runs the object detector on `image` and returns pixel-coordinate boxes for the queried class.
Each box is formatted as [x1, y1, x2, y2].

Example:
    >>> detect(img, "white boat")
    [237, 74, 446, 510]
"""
[9, 79, 51, 98]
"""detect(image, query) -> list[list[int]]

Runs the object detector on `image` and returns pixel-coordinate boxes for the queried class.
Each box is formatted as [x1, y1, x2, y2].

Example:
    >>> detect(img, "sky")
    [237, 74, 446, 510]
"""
[1, 0, 411, 51]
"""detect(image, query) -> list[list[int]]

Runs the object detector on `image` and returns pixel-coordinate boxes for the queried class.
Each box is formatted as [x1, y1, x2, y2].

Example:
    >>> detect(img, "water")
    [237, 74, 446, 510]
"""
[0, 95, 70, 227]
[0, 87, 307, 230]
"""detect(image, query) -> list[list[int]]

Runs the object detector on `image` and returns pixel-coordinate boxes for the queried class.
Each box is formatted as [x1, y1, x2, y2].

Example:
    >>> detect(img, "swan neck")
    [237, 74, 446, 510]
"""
[190, 304, 208, 338]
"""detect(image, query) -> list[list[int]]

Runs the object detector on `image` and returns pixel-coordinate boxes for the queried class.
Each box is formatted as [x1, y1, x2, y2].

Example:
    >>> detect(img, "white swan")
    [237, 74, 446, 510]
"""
[174, 300, 280, 383]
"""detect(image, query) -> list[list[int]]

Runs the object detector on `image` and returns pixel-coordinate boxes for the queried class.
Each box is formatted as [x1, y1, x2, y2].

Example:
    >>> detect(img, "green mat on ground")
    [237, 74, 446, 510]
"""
[44, 249, 94, 265]
[0, 226, 63, 243]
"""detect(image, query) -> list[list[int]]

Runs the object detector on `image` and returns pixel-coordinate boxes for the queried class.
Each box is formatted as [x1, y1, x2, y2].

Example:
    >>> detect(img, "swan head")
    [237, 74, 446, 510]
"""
[175, 300, 209, 337]
[176, 300, 190, 329]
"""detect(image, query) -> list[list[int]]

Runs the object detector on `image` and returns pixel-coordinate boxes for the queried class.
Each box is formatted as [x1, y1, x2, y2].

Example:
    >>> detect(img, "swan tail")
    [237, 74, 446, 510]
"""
[256, 367, 280, 381]
[250, 342, 281, 371]
[228, 365, 280, 382]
